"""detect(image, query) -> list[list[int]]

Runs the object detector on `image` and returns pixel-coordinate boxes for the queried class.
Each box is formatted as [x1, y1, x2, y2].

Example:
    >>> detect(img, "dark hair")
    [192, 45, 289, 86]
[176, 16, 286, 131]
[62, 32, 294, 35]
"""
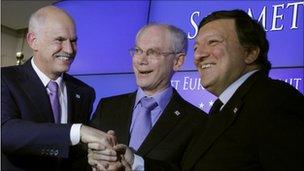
[199, 9, 271, 74]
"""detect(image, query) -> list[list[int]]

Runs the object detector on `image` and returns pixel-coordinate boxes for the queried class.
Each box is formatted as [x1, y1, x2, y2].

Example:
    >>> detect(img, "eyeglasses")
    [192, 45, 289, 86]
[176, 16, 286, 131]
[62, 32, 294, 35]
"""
[129, 47, 179, 60]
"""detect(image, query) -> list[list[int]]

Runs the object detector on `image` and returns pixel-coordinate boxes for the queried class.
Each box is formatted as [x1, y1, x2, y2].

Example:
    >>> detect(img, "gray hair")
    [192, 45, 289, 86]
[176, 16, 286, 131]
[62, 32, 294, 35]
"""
[28, 8, 46, 34]
[135, 23, 188, 55]
[28, 6, 74, 35]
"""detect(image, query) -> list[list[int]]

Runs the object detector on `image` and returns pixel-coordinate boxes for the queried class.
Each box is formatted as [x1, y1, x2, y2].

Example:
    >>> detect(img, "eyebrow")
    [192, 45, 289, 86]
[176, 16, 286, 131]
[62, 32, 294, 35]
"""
[135, 46, 162, 51]
[71, 37, 78, 42]
[55, 36, 78, 42]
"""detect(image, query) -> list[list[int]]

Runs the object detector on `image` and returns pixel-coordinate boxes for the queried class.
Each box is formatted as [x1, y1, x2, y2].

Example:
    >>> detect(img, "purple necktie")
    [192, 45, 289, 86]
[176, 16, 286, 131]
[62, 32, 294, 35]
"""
[47, 81, 61, 123]
[129, 97, 158, 151]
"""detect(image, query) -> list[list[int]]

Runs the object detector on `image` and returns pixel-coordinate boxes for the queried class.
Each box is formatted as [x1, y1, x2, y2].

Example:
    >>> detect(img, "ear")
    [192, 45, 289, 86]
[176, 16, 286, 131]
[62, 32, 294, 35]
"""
[173, 53, 185, 71]
[244, 47, 260, 64]
[26, 32, 39, 51]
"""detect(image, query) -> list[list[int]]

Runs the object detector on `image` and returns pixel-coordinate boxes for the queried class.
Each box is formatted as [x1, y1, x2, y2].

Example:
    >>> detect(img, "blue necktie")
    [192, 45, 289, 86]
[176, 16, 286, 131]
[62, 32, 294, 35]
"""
[129, 97, 158, 151]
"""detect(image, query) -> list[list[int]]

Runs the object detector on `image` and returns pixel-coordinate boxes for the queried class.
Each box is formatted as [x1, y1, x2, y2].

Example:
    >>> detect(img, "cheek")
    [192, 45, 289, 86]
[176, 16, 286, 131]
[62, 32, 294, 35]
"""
[132, 57, 141, 66]
[211, 46, 226, 60]
[72, 44, 77, 52]
[194, 51, 200, 62]
[47, 42, 62, 53]
[53, 44, 62, 52]
[159, 63, 172, 78]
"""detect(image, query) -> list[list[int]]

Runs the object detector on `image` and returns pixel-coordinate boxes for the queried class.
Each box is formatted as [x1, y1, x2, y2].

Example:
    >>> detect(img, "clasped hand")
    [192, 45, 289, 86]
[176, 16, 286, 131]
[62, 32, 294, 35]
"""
[81, 126, 133, 171]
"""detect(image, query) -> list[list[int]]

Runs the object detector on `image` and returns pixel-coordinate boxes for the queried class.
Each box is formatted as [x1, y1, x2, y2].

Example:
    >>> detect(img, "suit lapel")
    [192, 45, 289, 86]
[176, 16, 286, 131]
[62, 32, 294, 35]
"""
[137, 90, 185, 156]
[184, 72, 263, 169]
[21, 60, 54, 122]
[117, 93, 136, 145]
[64, 74, 85, 123]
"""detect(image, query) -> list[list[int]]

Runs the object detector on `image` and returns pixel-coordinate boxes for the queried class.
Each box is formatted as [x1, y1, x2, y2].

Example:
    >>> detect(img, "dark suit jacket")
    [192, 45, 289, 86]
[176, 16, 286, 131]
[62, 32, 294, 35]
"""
[181, 71, 304, 171]
[1, 59, 95, 171]
[90, 89, 207, 169]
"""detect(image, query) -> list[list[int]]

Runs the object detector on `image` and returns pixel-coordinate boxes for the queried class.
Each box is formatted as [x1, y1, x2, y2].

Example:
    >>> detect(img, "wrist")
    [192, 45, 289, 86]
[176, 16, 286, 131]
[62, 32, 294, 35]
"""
[130, 152, 134, 165]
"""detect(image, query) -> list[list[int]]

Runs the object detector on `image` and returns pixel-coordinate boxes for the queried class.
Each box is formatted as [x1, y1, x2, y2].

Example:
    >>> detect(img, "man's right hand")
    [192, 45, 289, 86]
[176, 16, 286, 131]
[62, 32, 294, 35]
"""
[114, 144, 134, 167]
[80, 125, 117, 147]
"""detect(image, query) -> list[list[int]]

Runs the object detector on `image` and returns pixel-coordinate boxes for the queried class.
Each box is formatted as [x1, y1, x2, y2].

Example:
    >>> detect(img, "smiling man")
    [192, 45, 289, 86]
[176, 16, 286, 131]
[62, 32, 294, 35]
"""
[1, 6, 117, 171]
[88, 23, 207, 170]
[181, 9, 304, 171]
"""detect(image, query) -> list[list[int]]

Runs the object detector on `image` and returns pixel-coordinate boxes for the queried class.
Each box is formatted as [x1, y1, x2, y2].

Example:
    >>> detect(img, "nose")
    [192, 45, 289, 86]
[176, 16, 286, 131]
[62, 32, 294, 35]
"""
[135, 52, 149, 65]
[194, 46, 210, 62]
[63, 40, 75, 54]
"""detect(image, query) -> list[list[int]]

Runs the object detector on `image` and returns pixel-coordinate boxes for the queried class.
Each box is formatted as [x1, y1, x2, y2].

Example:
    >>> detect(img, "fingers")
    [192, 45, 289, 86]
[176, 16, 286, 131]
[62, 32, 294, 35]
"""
[87, 143, 133, 171]
[108, 162, 123, 171]
[80, 126, 117, 149]
[88, 158, 108, 170]
[114, 144, 134, 166]
[88, 147, 116, 157]
[107, 130, 118, 146]
[94, 163, 108, 171]
[89, 159, 123, 171]
[88, 142, 106, 151]
[88, 148, 118, 162]
[121, 159, 132, 171]
[113, 144, 127, 153]
[80, 125, 108, 144]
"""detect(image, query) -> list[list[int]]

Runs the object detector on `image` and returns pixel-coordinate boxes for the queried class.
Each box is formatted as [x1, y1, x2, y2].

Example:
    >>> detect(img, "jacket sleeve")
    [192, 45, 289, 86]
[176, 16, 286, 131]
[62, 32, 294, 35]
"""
[1, 75, 72, 158]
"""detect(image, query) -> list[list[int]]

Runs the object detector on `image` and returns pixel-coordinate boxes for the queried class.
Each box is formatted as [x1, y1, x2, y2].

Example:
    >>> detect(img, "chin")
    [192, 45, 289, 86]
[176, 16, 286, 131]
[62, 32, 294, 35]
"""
[200, 79, 208, 87]
[57, 67, 70, 73]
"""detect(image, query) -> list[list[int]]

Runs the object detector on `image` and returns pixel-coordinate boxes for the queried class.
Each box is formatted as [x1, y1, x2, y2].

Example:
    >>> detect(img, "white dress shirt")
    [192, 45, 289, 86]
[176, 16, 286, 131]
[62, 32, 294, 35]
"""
[218, 70, 258, 110]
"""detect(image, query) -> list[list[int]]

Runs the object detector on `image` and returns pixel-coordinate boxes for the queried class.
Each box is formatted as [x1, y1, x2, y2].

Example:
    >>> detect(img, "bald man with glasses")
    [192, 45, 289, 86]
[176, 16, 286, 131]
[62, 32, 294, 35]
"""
[87, 23, 208, 170]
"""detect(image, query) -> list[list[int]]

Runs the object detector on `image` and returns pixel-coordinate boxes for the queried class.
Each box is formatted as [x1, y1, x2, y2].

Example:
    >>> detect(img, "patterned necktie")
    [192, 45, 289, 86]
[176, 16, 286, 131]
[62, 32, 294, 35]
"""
[129, 97, 158, 151]
[209, 99, 223, 115]
[47, 81, 61, 123]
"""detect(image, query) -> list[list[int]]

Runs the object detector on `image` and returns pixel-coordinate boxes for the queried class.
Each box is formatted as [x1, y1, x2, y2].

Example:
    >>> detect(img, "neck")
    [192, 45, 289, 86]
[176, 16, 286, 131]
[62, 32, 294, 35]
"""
[142, 85, 170, 96]
[33, 56, 61, 80]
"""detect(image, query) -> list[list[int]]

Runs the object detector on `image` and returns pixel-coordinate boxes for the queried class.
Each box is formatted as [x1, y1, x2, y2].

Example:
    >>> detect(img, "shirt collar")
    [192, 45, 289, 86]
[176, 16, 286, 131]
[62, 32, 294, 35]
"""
[31, 58, 64, 90]
[135, 86, 173, 111]
[219, 70, 258, 105]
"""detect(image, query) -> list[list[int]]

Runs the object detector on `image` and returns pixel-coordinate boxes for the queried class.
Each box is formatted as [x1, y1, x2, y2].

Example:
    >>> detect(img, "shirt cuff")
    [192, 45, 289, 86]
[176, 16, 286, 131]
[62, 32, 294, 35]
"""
[70, 123, 82, 145]
[132, 154, 144, 171]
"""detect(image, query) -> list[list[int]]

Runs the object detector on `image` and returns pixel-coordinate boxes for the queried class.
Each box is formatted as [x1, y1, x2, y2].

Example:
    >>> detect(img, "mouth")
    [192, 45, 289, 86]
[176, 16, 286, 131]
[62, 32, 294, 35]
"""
[201, 63, 215, 69]
[138, 70, 153, 75]
[55, 54, 74, 62]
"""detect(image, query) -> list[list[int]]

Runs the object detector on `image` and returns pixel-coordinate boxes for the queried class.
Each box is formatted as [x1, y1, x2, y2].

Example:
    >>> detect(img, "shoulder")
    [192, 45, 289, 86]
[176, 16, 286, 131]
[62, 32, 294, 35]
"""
[252, 75, 302, 101]
[1, 66, 28, 88]
[1, 65, 23, 80]
[243, 75, 303, 120]
[97, 92, 134, 105]
[64, 74, 94, 91]
[172, 90, 208, 122]
[174, 89, 206, 114]
[92, 92, 135, 121]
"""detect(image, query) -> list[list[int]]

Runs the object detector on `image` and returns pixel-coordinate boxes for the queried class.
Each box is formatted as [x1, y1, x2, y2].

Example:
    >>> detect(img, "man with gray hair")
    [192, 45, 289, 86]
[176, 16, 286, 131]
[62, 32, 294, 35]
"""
[87, 23, 207, 170]
[1, 6, 116, 170]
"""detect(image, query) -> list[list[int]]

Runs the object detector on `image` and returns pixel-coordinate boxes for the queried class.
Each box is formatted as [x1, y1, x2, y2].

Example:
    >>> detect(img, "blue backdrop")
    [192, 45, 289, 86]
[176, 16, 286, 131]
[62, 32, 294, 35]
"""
[56, 0, 304, 112]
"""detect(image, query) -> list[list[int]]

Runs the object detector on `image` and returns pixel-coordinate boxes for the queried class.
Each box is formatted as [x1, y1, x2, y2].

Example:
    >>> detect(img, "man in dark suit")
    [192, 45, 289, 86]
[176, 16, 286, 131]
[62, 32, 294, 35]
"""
[87, 23, 207, 170]
[1, 6, 116, 171]
[180, 9, 304, 171]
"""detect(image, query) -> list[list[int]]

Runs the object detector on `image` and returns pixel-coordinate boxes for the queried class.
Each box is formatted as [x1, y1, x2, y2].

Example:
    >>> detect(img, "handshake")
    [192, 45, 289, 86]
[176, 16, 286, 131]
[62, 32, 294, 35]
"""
[80, 125, 134, 171]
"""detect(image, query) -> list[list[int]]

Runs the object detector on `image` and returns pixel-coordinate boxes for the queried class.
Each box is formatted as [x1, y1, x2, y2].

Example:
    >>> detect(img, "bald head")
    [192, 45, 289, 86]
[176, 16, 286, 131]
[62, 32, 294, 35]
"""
[28, 6, 75, 35]
[27, 5, 77, 80]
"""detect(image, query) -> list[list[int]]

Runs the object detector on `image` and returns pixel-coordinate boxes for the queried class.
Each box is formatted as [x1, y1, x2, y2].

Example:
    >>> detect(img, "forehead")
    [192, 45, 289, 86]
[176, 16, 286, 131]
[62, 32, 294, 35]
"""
[196, 19, 236, 41]
[40, 15, 76, 37]
[137, 26, 171, 49]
